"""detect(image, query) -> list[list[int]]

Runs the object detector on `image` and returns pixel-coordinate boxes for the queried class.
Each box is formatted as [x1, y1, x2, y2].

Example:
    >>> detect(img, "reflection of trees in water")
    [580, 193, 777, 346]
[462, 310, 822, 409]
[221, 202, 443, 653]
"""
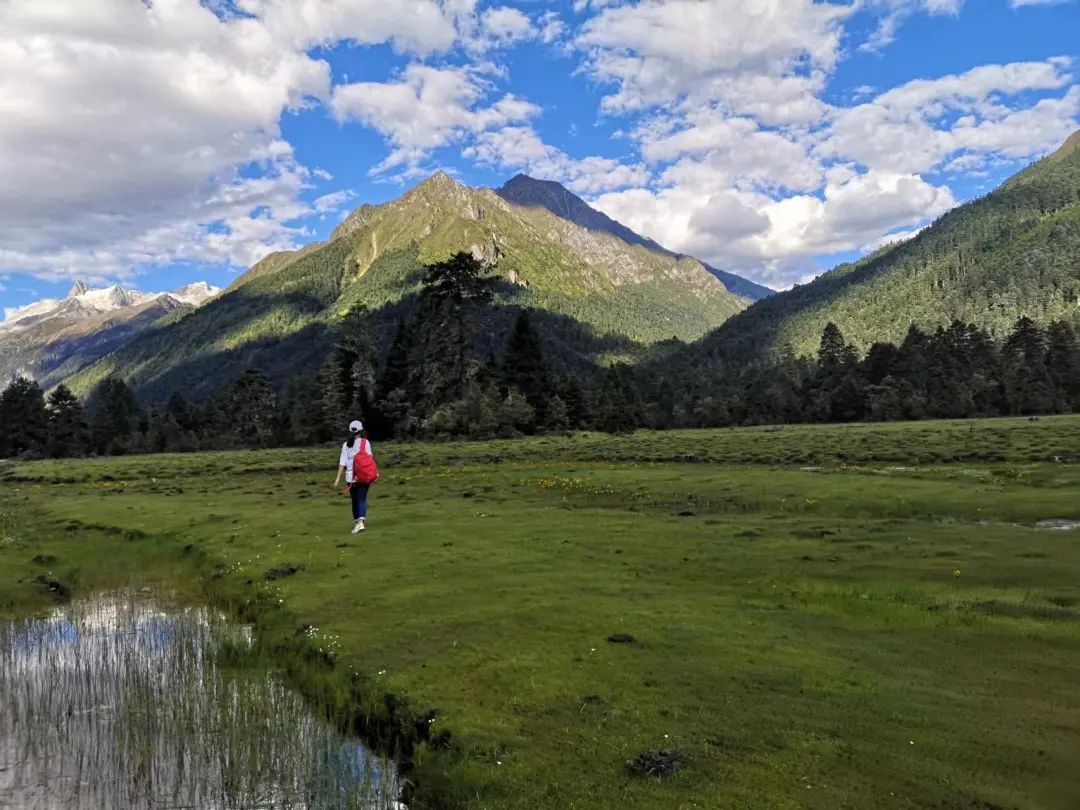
[0, 595, 400, 809]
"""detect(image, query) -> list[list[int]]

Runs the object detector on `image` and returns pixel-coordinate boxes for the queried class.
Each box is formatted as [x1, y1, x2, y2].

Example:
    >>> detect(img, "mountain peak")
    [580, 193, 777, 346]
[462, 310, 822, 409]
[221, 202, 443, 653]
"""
[1047, 128, 1080, 164]
[67, 281, 88, 298]
[496, 174, 772, 301]
[415, 170, 465, 192]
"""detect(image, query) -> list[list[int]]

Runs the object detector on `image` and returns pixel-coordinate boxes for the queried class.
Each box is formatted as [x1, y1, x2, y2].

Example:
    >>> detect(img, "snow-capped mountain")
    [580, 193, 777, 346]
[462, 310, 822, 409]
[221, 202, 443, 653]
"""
[1, 281, 219, 332]
[0, 280, 219, 387]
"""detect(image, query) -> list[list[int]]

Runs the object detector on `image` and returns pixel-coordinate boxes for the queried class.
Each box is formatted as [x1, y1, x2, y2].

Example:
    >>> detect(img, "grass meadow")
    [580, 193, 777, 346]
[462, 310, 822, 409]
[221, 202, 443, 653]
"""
[3, 416, 1080, 809]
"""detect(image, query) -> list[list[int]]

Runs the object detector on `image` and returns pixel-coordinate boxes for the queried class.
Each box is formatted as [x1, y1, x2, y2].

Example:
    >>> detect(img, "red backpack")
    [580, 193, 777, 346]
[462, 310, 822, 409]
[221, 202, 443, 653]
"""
[351, 438, 380, 486]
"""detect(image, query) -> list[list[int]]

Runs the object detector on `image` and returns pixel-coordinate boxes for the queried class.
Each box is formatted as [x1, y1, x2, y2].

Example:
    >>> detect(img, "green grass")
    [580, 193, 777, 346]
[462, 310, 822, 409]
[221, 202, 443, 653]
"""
[4, 416, 1080, 808]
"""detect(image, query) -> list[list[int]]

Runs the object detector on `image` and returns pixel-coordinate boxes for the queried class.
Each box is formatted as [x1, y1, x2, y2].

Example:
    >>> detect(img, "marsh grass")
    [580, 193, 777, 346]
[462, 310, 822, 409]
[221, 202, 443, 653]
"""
[0, 594, 400, 809]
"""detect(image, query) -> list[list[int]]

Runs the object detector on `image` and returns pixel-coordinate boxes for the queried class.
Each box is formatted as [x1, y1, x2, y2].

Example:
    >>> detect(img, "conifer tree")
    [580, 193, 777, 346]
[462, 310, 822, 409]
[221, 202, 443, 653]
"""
[0, 377, 48, 457]
[45, 384, 87, 457]
[501, 309, 549, 427]
[1046, 320, 1080, 410]
[221, 368, 276, 445]
[1002, 317, 1058, 414]
[86, 376, 142, 455]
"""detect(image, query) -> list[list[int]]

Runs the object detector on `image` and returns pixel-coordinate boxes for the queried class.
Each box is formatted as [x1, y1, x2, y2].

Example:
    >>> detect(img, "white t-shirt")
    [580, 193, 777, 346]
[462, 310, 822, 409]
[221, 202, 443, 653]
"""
[339, 438, 374, 484]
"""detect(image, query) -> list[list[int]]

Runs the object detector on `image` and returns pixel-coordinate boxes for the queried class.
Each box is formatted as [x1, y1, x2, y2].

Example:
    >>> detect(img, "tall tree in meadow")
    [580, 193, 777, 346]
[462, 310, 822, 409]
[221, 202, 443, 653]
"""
[413, 252, 498, 415]
[501, 309, 548, 428]
[1046, 320, 1080, 410]
[1001, 317, 1058, 414]
[86, 376, 143, 455]
[811, 323, 863, 422]
[45, 384, 88, 457]
[220, 367, 276, 445]
[0, 377, 48, 457]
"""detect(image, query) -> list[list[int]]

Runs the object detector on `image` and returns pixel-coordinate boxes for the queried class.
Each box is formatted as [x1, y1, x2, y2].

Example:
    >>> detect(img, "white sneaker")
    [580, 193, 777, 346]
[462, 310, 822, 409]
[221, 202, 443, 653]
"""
[351, 520, 364, 534]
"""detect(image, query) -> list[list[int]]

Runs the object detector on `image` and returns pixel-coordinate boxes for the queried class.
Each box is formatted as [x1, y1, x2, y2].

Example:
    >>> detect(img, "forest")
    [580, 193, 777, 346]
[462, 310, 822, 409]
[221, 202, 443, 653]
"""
[2, 252, 1080, 459]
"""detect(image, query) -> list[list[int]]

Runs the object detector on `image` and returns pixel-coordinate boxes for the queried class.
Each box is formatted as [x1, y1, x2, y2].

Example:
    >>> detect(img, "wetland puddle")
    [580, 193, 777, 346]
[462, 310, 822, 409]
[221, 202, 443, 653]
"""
[0, 595, 401, 809]
[1035, 519, 1080, 531]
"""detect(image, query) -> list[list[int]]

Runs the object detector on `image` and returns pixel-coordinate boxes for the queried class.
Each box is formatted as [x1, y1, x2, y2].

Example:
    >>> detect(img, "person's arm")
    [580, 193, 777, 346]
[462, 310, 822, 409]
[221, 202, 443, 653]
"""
[333, 445, 347, 486]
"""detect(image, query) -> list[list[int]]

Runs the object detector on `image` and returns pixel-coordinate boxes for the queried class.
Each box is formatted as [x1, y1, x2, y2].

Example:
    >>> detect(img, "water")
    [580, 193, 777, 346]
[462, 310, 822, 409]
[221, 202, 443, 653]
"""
[0, 595, 402, 809]
[1036, 519, 1080, 531]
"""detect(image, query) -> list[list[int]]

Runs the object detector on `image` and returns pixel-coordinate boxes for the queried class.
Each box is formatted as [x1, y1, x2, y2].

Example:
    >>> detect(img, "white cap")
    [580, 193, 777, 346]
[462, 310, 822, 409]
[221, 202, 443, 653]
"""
[348, 420, 363, 433]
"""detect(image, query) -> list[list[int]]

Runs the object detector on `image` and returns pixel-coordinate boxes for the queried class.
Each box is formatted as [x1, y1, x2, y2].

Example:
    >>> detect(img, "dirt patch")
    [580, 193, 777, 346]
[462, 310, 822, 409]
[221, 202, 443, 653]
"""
[628, 749, 681, 778]
[265, 564, 304, 581]
[607, 633, 636, 644]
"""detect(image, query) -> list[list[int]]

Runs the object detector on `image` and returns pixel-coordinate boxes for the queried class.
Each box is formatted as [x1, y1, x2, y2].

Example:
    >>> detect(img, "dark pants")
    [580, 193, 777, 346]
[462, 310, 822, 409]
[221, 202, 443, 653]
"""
[350, 484, 369, 520]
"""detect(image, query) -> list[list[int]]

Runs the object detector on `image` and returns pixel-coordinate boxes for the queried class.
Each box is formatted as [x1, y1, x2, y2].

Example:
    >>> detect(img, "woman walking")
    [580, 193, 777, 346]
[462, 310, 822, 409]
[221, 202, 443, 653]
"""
[333, 420, 378, 534]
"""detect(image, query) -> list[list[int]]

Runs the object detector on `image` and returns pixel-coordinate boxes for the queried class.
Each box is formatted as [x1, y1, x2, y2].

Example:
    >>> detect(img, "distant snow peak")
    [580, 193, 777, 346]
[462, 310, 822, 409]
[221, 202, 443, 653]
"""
[1, 280, 220, 329]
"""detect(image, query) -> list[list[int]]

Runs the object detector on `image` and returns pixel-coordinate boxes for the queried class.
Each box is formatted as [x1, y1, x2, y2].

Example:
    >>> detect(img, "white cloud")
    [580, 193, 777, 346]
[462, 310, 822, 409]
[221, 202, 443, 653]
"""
[313, 190, 357, 213]
[331, 64, 539, 173]
[539, 12, 567, 44]
[238, 0, 461, 55]
[480, 6, 536, 45]
[1010, 0, 1074, 6]
[577, 0, 851, 112]
[820, 59, 1078, 173]
[464, 126, 649, 193]
[593, 170, 955, 287]
[860, 0, 964, 52]
[0, 0, 482, 282]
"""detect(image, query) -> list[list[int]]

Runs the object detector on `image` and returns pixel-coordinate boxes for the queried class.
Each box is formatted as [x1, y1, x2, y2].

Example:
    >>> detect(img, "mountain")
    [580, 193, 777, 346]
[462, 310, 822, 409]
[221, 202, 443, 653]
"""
[689, 128, 1080, 363]
[0, 281, 219, 386]
[496, 174, 773, 301]
[64, 172, 754, 401]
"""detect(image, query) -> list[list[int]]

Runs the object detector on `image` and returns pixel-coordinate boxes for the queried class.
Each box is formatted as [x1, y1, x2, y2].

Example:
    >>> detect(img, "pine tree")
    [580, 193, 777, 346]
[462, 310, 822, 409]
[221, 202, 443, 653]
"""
[1046, 320, 1080, 410]
[1002, 317, 1059, 414]
[45, 384, 87, 457]
[220, 368, 276, 445]
[501, 310, 549, 427]
[86, 376, 142, 455]
[817, 323, 852, 372]
[421, 252, 497, 306]
[0, 377, 48, 457]
[499, 387, 536, 435]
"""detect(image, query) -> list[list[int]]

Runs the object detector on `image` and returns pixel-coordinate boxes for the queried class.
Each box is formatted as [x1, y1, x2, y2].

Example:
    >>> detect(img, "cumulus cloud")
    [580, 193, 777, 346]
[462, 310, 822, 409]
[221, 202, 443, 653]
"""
[594, 170, 955, 286]
[464, 126, 649, 194]
[577, 0, 851, 112]
[479, 6, 536, 45]
[331, 64, 539, 174]
[570, 0, 1078, 289]
[0, 0, 477, 281]
[820, 59, 1078, 173]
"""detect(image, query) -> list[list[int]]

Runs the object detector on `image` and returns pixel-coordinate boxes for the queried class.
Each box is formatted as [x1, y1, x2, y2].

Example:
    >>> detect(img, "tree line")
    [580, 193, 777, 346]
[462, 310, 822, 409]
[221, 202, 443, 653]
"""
[2, 253, 1080, 459]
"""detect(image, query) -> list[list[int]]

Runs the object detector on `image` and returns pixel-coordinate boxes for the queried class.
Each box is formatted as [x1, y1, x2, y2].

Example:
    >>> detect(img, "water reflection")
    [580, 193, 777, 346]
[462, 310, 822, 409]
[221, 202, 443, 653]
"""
[0, 595, 401, 809]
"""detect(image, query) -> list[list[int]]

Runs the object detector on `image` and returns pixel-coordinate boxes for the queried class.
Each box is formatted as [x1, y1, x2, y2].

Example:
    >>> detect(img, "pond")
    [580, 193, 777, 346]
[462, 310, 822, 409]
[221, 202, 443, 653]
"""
[0, 594, 402, 809]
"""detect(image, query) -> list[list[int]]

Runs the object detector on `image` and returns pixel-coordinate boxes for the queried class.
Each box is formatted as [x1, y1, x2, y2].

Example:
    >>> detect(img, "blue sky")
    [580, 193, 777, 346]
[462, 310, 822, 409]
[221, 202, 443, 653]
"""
[1, 0, 1078, 317]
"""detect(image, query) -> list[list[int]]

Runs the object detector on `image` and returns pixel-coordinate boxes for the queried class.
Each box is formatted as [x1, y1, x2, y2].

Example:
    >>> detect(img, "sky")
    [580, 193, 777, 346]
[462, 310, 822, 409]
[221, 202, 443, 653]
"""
[1, 0, 1078, 317]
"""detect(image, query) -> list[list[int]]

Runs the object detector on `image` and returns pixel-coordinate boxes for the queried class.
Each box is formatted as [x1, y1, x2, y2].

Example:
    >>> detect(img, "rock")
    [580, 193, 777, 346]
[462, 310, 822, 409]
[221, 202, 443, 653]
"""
[607, 633, 636, 644]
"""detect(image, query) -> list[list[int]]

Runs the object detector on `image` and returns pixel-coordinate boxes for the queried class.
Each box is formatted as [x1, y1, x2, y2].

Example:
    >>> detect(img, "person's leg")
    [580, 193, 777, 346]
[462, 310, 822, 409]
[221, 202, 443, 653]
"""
[350, 485, 361, 521]
[358, 485, 369, 520]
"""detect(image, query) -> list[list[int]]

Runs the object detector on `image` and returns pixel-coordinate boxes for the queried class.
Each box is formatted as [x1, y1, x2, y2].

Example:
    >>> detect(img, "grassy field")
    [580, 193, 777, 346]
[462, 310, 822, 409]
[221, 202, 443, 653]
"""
[3, 416, 1080, 809]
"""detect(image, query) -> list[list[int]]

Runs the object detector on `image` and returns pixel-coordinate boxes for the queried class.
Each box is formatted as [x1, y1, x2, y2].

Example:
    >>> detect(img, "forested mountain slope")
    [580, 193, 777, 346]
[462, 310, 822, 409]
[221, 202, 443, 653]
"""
[693, 128, 1080, 362]
[65, 172, 751, 401]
